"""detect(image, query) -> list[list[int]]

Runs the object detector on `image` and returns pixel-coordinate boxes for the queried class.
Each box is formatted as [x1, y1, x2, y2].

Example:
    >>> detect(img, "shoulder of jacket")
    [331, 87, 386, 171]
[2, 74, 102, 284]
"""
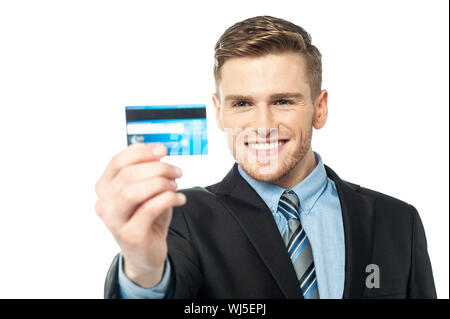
[352, 183, 417, 220]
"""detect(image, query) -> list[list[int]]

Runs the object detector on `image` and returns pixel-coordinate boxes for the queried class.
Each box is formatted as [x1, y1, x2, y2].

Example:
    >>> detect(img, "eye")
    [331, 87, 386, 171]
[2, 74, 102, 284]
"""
[233, 101, 250, 107]
[274, 99, 293, 105]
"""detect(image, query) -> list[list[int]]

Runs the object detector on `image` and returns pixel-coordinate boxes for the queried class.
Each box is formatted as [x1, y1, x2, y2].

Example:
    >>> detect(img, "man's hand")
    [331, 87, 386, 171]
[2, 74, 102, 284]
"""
[95, 143, 186, 288]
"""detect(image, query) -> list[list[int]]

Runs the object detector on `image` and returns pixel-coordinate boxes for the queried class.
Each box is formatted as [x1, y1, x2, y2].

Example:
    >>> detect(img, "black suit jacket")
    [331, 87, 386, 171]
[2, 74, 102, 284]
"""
[104, 163, 437, 299]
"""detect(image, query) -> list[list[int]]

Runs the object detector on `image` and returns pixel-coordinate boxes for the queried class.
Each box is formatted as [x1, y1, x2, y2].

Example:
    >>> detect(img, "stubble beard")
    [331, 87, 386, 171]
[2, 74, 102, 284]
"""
[239, 126, 313, 184]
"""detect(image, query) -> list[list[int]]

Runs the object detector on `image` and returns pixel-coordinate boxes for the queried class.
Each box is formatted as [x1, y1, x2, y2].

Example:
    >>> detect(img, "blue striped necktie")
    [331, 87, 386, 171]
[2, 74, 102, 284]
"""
[278, 190, 319, 299]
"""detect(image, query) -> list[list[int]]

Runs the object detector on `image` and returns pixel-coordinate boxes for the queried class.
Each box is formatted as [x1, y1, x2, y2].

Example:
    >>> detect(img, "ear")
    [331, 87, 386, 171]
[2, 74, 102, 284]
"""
[313, 89, 328, 130]
[212, 93, 224, 132]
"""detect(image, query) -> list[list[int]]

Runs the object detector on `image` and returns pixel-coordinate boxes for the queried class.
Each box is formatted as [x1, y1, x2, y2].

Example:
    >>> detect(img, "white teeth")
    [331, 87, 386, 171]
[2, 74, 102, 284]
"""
[248, 141, 284, 150]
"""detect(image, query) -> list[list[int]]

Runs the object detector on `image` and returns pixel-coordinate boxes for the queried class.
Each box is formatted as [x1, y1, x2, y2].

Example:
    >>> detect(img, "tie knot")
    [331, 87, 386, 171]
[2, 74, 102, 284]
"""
[278, 190, 300, 220]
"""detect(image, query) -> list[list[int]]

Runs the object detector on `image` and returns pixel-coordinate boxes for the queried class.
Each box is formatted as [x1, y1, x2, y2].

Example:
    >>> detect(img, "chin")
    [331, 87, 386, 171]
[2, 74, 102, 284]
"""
[240, 152, 299, 183]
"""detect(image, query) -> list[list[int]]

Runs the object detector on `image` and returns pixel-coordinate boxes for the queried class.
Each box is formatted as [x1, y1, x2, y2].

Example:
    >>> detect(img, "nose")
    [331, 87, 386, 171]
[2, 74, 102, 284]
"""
[254, 105, 277, 139]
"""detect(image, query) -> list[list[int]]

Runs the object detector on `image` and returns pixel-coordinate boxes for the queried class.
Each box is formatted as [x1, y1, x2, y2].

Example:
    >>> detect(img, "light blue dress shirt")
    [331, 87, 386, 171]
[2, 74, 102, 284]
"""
[118, 253, 173, 298]
[118, 151, 345, 299]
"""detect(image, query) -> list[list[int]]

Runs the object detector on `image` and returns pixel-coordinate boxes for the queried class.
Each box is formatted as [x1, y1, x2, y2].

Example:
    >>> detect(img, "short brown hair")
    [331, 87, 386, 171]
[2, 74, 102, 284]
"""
[214, 15, 322, 101]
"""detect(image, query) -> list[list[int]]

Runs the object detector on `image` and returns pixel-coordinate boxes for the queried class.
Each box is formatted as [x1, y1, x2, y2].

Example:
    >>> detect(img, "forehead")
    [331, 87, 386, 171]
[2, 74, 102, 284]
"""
[218, 53, 310, 98]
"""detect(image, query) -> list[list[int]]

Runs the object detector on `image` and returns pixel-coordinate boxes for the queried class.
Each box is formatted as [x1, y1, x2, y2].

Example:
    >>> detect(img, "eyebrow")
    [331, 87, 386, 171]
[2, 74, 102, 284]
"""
[224, 92, 304, 103]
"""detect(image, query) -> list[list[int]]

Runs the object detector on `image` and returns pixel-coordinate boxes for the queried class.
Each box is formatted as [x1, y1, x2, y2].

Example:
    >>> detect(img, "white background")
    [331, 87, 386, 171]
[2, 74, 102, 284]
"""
[0, 0, 448, 298]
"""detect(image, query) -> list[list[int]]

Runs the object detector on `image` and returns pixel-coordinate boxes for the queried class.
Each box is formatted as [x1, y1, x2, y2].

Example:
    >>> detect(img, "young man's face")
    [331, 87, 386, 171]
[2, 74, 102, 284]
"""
[213, 52, 328, 185]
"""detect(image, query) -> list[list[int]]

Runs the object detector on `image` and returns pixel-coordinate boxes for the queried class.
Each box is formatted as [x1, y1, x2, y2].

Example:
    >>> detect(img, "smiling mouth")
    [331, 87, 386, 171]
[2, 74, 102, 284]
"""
[244, 139, 289, 154]
[245, 140, 287, 150]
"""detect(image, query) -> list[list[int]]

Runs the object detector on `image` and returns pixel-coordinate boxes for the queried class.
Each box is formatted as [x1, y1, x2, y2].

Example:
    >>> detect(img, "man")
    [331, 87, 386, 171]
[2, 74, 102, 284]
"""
[95, 16, 437, 299]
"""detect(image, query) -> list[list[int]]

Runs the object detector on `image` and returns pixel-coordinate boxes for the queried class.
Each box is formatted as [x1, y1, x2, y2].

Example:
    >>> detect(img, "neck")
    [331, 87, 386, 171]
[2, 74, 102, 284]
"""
[272, 148, 317, 189]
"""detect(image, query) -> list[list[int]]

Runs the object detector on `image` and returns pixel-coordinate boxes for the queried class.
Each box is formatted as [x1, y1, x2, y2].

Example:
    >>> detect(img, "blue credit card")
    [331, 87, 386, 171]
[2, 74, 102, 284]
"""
[125, 104, 208, 156]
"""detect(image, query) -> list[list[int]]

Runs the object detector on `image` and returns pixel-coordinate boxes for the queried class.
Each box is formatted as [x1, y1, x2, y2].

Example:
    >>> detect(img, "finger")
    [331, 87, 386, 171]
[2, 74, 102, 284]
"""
[115, 177, 178, 221]
[102, 177, 178, 232]
[114, 161, 182, 190]
[103, 161, 183, 203]
[126, 190, 186, 233]
[95, 143, 167, 197]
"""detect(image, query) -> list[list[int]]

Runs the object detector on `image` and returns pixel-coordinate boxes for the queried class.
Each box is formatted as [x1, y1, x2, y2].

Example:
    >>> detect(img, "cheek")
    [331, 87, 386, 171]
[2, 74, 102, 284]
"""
[285, 110, 313, 130]
[221, 110, 249, 129]
[223, 126, 249, 163]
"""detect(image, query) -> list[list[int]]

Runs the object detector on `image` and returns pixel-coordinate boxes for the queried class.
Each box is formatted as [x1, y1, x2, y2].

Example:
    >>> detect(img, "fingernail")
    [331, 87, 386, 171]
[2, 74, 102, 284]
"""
[175, 167, 182, 177]
[170, 180, 177, 188]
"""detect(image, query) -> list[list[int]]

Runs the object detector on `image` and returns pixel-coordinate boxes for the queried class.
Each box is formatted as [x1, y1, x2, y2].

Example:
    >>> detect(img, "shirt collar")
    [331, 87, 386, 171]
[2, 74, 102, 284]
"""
[237, 151, 328, 215]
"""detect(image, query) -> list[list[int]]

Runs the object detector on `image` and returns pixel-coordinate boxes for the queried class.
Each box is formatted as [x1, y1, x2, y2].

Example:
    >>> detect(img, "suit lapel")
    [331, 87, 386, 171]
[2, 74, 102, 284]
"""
[324, 165, 376, 299]
[215, 163, 304, 299]
[214, 163, 376, 299]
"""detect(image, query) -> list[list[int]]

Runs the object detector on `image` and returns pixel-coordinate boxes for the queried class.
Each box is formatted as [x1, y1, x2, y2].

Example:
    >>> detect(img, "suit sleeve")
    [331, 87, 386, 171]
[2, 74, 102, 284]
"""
[104, 253, 121, 299]
[166, 205, 203, 298]
[407, 205, 437, 298]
